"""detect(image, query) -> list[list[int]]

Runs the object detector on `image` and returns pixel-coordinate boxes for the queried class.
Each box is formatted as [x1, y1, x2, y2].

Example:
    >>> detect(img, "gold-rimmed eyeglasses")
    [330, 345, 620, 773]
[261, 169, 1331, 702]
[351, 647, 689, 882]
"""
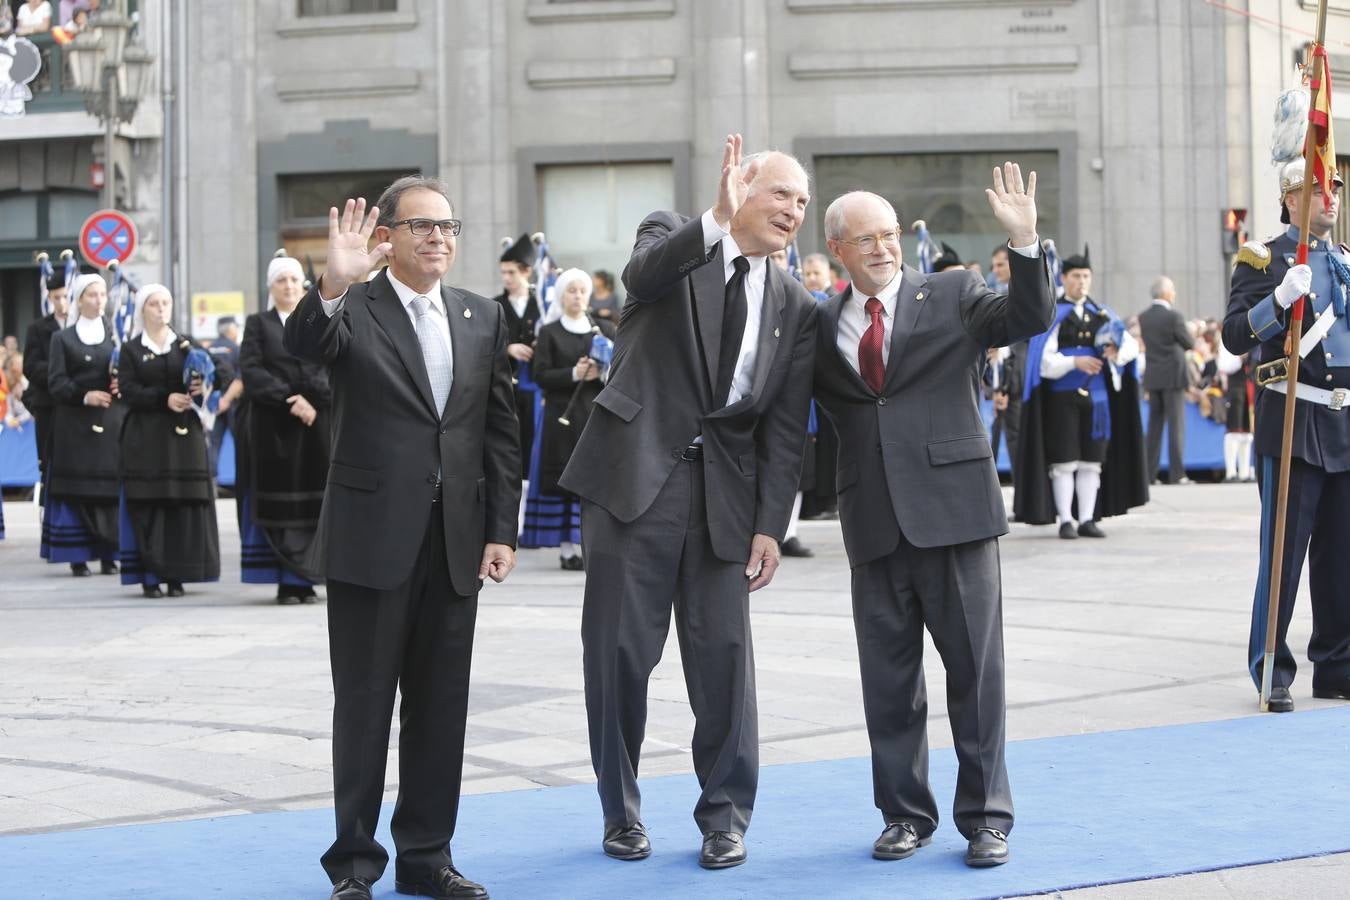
[390, 218, 463, 237]
[836, 229, 902, 254]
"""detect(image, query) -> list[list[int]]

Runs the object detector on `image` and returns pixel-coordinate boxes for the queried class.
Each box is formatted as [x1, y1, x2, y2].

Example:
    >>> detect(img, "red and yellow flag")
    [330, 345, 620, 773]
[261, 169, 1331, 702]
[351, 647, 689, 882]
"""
[1309, 45, 1337, 213]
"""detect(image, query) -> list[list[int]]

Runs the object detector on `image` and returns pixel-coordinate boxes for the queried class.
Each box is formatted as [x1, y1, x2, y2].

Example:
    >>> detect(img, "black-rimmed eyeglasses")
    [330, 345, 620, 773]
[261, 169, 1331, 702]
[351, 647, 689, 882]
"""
[390, 218, 462, 237]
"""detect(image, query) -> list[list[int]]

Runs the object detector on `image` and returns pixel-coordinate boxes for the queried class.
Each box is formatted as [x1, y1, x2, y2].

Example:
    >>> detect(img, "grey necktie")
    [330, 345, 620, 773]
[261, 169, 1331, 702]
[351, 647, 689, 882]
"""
[411, 294, 452, 413]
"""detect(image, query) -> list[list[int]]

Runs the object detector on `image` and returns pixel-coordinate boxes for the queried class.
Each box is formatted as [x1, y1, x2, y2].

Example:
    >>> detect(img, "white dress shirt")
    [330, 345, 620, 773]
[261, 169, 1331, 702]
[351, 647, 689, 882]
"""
[320, 271, 453, 375]
[74, 316, 105, 345]
[1040, 298, 1140, 379]
[835, 240, 1041, 378]
[140, 328, 177, 355]
[700, 209, 767, 406]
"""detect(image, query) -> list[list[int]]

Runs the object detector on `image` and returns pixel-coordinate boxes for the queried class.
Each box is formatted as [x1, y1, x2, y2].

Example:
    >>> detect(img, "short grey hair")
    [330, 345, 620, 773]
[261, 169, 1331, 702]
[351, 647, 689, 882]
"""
[741, 151, 811, 192]
[823, 191, 898, 241]
[375, 175, 455, 229]
[1149, 275, 1173, 299]
[802, 252, 830, 268]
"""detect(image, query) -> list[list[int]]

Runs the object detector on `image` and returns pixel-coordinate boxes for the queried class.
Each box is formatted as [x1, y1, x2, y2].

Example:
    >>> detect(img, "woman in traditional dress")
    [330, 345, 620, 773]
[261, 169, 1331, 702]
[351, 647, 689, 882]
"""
[520, 268, 614, 569]
[115, 284, 220, 597]
[42, 274, 123, 575]
[234, 253, 330, 603]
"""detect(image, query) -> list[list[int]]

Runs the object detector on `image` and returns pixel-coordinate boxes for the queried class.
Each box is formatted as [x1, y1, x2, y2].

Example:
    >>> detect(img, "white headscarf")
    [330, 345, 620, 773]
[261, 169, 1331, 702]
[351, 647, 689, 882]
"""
[543, 268, 594, 325]
[65, 274, 107, 328]
[266, 256, 304, 309]
[131, 283, 171, 338]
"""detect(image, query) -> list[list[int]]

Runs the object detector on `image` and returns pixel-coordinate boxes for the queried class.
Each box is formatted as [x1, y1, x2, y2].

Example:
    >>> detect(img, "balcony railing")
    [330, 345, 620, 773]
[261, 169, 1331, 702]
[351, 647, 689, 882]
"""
[21, 32, 87, 115]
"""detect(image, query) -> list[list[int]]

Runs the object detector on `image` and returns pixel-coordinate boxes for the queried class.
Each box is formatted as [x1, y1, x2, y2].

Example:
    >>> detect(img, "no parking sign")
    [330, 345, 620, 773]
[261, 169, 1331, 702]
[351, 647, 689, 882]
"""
[79, 209, 138, 267]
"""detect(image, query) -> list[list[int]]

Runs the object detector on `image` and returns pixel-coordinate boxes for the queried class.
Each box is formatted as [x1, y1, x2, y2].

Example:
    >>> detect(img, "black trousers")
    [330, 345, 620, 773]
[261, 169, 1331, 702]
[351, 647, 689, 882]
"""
[32, 407, 53, 477]
[990, 396, 1022, 483]
[581, 459, 758, 834]
[322, 507, 478, 884]
[851, 532, 1012, 840]
[1248, 456, 1350, 690]
[1146, 388, 1186, 482]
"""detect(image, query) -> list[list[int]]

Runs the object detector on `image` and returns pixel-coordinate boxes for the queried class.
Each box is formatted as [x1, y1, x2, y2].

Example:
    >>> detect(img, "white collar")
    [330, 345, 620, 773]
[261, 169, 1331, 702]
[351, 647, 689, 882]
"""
[74, 316, 105, 345]
[851, 272, 903, 318]
[141, 328, 177, 355]
[387, 270, 444, 315]
[560, 313, 592, 335]
[1151, 298, 1172, 307]
[719, 233, 769, 283]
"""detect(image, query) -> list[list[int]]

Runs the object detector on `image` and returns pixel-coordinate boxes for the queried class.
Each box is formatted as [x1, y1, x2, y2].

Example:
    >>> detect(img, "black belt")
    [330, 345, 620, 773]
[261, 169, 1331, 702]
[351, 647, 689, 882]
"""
[680, 443, 704, 462]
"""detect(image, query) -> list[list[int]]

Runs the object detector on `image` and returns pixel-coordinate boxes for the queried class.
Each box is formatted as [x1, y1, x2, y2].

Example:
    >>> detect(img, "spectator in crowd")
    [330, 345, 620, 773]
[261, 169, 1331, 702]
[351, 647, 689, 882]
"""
[207, 315, 242, 474]
[799, 251, 840, 522]
[61, 6, 88, 33]
[0, 4, 15, 38]
[114, 284, 221, 598]
[83, 0, 101, 23]
[15, 0, 52, 35]
[523, 267, 615, 569]
[589, 269, 622, 322]
[2, 335, 17, 353]
[1215, 341, 1255, 482]
[2, 351, 31, 430]
[57, 0, 79, 27]
[986, 245, 1010, 293]
[1138, 275, 1194, 485]
[800, 252, 832, 300]
[42, 274, 122, 577]
[235, 255, 329, 603]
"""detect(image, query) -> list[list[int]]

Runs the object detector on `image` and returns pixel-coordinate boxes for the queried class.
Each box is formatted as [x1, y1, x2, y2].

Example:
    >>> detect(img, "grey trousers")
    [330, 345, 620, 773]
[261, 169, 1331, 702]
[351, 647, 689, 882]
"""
[851, 532, 1013, 839]
[580, 459, 758, 835]
[1147, 387, 1187, 482]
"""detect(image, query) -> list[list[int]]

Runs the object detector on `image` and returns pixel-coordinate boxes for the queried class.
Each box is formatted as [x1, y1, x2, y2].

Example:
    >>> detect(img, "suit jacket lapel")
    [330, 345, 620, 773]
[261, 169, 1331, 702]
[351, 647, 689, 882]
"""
[441, 286, 471, 424]
[366, 271, 438, 419]
[691, 244, 725, 398]
[747, 263, 787, 401]
[883, 266, 928, 391]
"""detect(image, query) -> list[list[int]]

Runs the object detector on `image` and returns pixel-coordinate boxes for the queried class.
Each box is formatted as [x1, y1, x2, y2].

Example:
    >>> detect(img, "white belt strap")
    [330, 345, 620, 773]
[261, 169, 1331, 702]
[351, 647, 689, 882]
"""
[1298, 304, 1338, 359]
[1266, 380, 1350, 410]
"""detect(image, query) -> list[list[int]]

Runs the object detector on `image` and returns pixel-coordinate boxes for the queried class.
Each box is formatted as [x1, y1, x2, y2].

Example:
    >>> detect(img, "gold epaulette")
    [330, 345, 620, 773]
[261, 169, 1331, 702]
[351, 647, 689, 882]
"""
[1235, 240, 1272, 272]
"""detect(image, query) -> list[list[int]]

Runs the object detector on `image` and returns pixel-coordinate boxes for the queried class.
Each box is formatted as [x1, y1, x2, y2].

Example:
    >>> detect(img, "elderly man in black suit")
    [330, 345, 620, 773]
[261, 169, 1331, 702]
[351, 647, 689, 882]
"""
[812, 167, 1053, 869]
[1138, 275, 1195, 484]
[560, 135, 817, 870]
[285, 177, 521, 900]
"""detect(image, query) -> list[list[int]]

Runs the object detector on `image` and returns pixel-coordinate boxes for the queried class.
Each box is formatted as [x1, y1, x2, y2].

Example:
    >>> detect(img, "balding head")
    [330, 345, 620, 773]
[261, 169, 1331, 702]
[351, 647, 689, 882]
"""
[1150, 275, 1175, 301]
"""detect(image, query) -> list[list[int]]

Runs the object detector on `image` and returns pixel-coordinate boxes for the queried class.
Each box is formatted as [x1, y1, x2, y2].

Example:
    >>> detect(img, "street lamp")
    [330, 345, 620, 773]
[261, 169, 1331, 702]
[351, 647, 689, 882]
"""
[66, 8, 155, 211]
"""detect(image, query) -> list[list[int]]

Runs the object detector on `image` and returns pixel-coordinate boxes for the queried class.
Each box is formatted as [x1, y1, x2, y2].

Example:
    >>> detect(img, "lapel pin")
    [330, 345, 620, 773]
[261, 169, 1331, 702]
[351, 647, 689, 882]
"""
[463, 308, 472, 318]
[773, 327, 780, 338]
[83, 354, 92, 361]
[915, 291, 925, 301]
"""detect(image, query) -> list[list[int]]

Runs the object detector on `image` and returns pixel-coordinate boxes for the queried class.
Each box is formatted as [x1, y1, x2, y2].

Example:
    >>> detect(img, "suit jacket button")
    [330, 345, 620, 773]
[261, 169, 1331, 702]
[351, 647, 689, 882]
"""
[427, 474, 438, 483]
[1327, 374, 1334, 383]
[306, 313, 315, 324]
[440, 426, 448, 434]
[877, 397, 887, 406]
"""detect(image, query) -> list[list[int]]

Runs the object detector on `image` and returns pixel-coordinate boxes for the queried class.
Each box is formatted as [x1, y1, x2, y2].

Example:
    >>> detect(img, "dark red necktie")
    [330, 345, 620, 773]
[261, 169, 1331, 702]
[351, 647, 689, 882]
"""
[859, 297, 885, 393]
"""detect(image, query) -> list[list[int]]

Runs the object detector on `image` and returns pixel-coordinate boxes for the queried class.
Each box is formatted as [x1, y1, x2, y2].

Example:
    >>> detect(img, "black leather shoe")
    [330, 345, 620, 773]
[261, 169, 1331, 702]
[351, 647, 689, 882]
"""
[300, 587, 319, 604]
[781, 537, 814, 558]
[142, 584, 164, 599]
[331, 876, 373, 900]
[395, 864, 488, 899]
[1267, 686, 1295, 711]
[965, 827, 1009, 867]
[1058, 522, 1077, 540]
[100, 560, 119, 575]
[699, 831, 746, 869]
[1077, 520, 1106, 538]
[70, 562, 91, 577]
[560, 555, 585, 571]
[602, 822, 651, 860]
[166, 581, 185, 597]
[1312, 679, 1350, 701]
[276, 586, 302, 605]
[872, 822, 931, 860]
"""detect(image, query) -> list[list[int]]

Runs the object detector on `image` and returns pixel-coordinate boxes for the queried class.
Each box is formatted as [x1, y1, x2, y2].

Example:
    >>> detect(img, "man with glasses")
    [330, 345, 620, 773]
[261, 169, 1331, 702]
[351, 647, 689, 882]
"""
[812, 168, 1053, 869]
[286, 175, 521, 900]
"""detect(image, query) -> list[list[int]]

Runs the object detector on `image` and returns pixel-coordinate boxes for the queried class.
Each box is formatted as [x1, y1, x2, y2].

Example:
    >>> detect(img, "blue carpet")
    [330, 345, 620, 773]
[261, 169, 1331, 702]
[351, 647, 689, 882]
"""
[6, 709, 1350, 899]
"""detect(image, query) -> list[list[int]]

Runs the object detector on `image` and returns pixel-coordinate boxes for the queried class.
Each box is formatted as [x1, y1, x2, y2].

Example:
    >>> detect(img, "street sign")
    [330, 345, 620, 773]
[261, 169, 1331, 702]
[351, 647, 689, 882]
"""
[79, 209, 138, 267]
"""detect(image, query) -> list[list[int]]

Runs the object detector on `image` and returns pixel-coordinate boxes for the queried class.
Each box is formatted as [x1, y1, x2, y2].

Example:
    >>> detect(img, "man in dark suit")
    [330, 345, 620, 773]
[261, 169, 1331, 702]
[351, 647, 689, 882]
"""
[560, 135, 817, 870]
[285, 177, 521, 900]
[1138, 275, 1194, 484]
[812, 168, 1053, 869]
[22, 275, 69, 477]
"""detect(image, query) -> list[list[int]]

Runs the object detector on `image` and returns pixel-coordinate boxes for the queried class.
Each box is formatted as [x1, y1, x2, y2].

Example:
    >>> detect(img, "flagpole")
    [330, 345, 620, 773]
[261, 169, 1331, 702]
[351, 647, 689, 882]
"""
[1261, 0, 1329, 711]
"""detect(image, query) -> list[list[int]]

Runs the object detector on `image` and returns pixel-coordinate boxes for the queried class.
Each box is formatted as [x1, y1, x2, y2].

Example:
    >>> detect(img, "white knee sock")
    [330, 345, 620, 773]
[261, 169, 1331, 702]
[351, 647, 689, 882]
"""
[1075, 463, 1102, 522]
[560, 540, 578, 559]
[785, 492, 803, 540]
[1050, 463, 1078, 524]
[1237, 433, 1255, 480]
[1223, 433, 1241, 479]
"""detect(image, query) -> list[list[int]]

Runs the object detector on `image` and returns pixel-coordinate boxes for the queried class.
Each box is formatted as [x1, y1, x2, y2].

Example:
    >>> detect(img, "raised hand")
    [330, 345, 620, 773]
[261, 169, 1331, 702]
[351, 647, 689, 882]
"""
[713, 134, 761, 229]
[323, 198, 393, 297]
[984, 161, 1038, 247]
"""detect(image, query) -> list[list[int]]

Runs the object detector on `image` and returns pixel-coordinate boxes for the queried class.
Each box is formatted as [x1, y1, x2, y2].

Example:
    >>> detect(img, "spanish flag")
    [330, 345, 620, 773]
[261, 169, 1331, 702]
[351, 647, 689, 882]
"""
[1309, 45, 1337, 214]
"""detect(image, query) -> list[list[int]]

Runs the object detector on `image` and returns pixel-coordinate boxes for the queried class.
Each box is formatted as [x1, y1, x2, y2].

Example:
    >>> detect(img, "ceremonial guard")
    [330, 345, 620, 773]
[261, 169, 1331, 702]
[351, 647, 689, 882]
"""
[41, 274, 123, 575]
[1014, 249, 1148, 538]
[494, 233, 542, 481]
[115, 284, 221, 597]
[523, 267, 615, 569]
[236, 254, 330, 602]
[1222, 159, 1350, 712]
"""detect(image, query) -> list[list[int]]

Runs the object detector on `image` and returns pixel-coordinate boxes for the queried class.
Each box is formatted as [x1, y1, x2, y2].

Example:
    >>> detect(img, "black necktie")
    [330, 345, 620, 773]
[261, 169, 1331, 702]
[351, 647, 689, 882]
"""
[716, 255, 750, 405]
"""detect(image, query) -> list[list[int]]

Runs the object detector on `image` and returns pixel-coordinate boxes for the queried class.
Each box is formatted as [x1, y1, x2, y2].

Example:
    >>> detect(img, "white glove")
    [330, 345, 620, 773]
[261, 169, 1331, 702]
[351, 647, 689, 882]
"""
[1274, 264, 1312, 309]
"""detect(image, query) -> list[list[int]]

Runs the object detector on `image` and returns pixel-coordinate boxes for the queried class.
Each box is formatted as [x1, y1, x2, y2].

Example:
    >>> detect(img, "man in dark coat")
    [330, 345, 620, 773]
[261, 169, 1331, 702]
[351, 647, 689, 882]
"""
[1138, 275, 1194, 484]
[285, 177, 520, 900]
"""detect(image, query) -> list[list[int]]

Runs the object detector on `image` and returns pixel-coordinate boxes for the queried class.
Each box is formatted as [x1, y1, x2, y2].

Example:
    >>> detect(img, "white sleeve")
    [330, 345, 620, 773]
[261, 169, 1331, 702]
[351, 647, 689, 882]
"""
[700, 209, 730, 251]
[1008, 238, 1041, 258]
[1039, 327, 1076, 379]
[319, 290, 348, 318]
[1217, 343, 1243, 376]
[1115, 329, 1140, 366]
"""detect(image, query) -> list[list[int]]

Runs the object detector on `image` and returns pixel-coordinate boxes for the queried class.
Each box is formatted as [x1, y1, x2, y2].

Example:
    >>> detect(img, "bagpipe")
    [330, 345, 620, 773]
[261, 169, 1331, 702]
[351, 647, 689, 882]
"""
[557, 324, 614, 428]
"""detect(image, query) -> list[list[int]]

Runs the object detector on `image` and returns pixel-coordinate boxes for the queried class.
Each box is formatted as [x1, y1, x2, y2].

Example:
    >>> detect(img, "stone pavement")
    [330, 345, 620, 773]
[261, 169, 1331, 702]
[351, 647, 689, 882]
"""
[1, 483, 1346, 897]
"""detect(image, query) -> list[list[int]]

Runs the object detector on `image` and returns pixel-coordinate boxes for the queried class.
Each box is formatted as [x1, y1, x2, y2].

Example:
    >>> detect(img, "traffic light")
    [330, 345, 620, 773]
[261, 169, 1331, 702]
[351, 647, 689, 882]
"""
[1223, 208, 1248, 255]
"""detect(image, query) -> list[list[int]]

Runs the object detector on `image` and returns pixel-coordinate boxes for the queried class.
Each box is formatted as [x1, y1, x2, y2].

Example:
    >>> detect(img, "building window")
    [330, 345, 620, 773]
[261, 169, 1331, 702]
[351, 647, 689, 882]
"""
[279, 169, 412, 265]
[812, 151, 1061, 268]
[0, 194, 40, 242]
[298, 0, 397, 15]
[47, 191, 101, 238]
[538, 162, 674, 278]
